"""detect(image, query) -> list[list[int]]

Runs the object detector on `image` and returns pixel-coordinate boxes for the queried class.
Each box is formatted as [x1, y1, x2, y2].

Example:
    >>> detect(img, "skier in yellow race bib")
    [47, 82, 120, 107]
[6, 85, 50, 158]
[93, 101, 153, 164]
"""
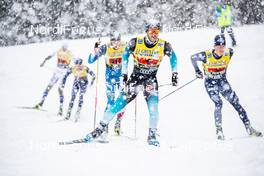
[84, 20, 178, 146]
[63, 58, 96, 122]
[191, 35, 262, 140]
[88, 32, 126, 135]
[35, 44, 72, 115]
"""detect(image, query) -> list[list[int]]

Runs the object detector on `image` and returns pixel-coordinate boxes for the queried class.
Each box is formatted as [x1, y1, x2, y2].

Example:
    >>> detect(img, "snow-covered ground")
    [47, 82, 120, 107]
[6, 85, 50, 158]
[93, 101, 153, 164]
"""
[1, 25, 264, 176]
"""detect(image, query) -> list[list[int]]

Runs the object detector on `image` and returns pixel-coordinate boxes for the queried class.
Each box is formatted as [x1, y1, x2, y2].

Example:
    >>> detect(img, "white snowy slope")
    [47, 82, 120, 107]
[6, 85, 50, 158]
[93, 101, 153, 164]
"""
[0, 25, 264, 176]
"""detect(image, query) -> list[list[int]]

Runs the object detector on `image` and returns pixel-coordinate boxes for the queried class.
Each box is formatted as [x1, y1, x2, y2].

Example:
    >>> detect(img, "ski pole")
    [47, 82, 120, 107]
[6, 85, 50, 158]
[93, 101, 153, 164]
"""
[159, 83, 172, 88]
[159, 78, 197, 101]
[93, 38, 101, 130]
[134, 97, 137, 139]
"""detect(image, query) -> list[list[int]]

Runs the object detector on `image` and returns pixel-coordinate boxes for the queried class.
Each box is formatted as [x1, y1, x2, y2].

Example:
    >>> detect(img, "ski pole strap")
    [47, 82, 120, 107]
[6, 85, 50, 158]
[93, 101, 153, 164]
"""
[159, 78, 197, 101]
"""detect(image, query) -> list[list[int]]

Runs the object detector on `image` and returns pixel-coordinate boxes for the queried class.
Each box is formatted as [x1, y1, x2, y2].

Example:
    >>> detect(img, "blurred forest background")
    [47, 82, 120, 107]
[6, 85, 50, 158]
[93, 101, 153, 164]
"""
[0, 0, 263, 46]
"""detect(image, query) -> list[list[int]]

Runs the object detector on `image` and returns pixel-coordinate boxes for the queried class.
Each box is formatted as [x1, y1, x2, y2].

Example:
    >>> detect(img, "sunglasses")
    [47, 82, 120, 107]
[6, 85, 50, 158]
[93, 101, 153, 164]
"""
[148, 28, 160, 35]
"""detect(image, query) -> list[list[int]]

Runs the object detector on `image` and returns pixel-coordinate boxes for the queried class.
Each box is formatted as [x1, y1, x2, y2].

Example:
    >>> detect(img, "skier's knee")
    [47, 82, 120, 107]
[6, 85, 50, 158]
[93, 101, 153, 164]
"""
[215, 100, 223, 109]
[58, 87, 63, 95]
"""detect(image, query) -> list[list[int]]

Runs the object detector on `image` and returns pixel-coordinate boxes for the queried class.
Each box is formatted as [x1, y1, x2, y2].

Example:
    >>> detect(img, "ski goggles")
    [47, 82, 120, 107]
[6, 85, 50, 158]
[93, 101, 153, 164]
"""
[147, 28, 160, 35]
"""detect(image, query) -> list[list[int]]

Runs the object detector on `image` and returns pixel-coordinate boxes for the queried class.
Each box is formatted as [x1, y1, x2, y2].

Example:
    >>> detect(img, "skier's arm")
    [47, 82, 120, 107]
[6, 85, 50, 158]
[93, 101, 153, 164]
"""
[87, 44, 107, 64]
[164, 42, 177, 73]
[61, 68, 72, 87]
[164, 42, 178, 86]
[40, 51, 56, 67]
[229, 48, 234, 58]
[215, 5, 221, 17]
[191, 51, 207, 78]
[121, 38, 136, 76]
[86, 67, 96, 85]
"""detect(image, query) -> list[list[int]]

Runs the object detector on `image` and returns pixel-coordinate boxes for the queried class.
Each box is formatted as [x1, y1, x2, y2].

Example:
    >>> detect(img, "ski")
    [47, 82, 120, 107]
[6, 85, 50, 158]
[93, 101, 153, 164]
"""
[16, 106, 47, 112]
[59, 134, 136, 146]
[59, 138, 87, 145]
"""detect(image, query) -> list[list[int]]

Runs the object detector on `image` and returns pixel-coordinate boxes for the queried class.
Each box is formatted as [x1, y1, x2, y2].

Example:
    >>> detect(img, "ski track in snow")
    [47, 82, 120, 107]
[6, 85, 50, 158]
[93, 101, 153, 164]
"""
[0, 25, 264, 176]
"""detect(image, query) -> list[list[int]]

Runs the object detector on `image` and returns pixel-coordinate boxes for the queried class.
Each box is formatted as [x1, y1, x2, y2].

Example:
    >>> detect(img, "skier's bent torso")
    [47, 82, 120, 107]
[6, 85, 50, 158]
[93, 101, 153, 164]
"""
[85, 20, 178, 146]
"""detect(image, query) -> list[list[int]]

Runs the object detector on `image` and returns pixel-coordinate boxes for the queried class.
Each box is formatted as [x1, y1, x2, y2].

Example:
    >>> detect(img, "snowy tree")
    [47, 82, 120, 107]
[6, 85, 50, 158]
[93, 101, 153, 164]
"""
[0, 0, 263, 46]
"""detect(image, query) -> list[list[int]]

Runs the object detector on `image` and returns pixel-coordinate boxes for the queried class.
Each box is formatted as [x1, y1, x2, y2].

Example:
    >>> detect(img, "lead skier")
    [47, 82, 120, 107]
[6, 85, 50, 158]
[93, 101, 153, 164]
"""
[84, 20, 178, 146]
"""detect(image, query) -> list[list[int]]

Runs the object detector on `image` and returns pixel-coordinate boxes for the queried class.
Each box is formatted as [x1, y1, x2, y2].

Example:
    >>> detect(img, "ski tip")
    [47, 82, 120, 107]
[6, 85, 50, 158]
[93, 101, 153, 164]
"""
[58, 141, 66, 145]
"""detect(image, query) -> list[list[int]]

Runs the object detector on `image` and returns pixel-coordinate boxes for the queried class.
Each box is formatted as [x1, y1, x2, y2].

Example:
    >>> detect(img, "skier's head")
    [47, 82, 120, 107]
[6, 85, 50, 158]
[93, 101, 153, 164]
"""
[62, 43, 68, 51]
[109, 31, 121, 49]
[224, 0, 231, 6]
[214, 34, 226, 55]
[74, 58, 83, 65]
[145, 19, 161, 43]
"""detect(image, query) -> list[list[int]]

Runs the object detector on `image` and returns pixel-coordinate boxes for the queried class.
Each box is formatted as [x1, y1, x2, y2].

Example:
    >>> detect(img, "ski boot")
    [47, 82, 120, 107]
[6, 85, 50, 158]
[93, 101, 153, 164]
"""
[34, 101, 43, 109]
[216, 126, 225, 140]
[147, 128, 160, 147]
[84, 121, 108, 143]
[64, 110, 71, 120]
[114, 118, 122, 135]
[74, 107, 81, 123]
[99, 124, 109, 143]
[57, 104, 63, 116]
[246, 125, 263, 137]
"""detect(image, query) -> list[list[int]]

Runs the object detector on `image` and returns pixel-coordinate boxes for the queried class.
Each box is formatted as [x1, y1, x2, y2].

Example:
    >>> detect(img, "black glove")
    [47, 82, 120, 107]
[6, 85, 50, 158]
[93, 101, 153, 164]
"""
[121, 74, 128, 84]
[172, 72, 178, 86]
[94, 41, 100, 49]
[195, 70, 203, 79]
[90, 77, 95, 86]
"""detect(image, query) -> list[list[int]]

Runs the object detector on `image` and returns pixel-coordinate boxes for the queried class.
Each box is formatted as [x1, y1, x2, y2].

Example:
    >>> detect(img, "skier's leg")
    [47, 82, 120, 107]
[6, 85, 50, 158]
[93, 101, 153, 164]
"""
[85, 73, 140, 141]
[104, 81, 115, 111]
[220, 26, 225, 36]
[78, 80, 88, 109]
[74, 80, 88, 122]
[57, 70, 68, 115]
[102, 75, 139, 124]
[220, 79, 262, 136]
[65, 81, 79, 120]
[57, 87, 64, 115]
[35, 70, 60, 108]
[226, 26, 236, 46]
[220, 80, 250, 125]
[114, 80, 125, 135]
[143, 77, 160, 146]
[205, 79, 224, 139]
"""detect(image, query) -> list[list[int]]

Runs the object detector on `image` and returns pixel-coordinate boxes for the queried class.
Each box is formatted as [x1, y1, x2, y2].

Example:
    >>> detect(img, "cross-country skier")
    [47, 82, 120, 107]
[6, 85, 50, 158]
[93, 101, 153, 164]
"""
[64, 58, 96, 122]
[215, 0, 237, 46]
[84, 20, 178, 146]
[35, 43, 72, 115]
[191, 35, 262, 140]
[88, 32, 126, 135]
